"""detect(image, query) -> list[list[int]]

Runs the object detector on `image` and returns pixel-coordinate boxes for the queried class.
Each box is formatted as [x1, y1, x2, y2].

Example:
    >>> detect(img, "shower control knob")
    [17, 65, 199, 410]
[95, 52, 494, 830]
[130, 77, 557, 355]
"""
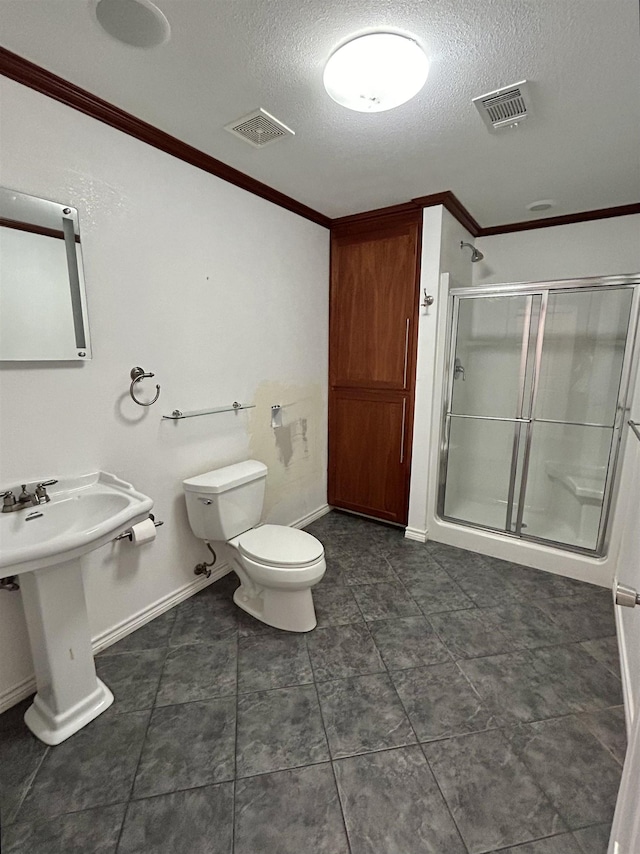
[615, 583, 640, 608]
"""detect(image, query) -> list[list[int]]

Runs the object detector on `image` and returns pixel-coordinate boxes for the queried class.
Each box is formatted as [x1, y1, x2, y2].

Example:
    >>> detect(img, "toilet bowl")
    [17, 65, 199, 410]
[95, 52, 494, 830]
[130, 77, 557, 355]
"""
[183, 461, 325, 632]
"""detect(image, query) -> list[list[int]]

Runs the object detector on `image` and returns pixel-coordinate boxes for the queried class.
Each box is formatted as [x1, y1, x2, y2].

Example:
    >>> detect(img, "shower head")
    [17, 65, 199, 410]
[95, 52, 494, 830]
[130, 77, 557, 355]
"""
[460, 241, 484, 262]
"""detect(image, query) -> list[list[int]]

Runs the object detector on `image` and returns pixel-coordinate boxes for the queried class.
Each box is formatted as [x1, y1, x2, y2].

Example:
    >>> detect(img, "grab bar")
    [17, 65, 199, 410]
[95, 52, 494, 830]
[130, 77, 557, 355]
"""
[629, 420, 640, 441]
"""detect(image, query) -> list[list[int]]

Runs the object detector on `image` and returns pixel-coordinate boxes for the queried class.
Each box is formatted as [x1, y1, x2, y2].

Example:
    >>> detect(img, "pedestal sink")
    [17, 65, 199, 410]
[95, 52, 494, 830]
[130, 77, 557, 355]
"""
[0, 472, 153, 744]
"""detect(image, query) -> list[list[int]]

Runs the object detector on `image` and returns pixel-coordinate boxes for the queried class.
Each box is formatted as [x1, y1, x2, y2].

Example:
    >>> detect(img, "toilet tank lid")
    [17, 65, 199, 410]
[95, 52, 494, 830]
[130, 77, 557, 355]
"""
[183, 460, 267, 494]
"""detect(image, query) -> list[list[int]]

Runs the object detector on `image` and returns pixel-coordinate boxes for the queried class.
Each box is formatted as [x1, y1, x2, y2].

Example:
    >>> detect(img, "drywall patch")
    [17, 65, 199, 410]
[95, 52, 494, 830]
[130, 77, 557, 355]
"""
[248, 381, 325, 519]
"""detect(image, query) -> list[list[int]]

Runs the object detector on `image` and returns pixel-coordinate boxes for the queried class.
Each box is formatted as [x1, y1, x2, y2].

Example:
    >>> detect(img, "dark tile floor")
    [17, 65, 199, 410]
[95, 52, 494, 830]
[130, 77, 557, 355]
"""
[0, 511, 626, 854]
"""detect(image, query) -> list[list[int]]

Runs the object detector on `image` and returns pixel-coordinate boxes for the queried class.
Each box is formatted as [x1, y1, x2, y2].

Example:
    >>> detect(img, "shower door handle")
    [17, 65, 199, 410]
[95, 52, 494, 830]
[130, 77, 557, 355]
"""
[615, 583, 640, 608]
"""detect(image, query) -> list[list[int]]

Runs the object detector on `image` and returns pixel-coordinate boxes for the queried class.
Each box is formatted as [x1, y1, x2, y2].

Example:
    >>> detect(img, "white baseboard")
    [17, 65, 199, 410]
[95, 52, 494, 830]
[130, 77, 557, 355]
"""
[0, 563, 231, 714]
[291, 503, 331, 529]
[405, 526, 428, 543]
[91, 562, 232, 655]
[0, 675, 39, 716]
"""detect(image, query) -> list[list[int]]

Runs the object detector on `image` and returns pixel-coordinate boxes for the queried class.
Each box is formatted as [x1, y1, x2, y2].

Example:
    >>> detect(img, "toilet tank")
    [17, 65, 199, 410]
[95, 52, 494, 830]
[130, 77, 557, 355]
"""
[183, 460, 267, 541]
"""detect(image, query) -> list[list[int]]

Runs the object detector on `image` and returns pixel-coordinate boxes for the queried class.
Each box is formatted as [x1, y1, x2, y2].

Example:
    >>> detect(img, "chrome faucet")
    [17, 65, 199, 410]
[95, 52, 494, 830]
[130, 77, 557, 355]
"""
[1, 480, 58, 513]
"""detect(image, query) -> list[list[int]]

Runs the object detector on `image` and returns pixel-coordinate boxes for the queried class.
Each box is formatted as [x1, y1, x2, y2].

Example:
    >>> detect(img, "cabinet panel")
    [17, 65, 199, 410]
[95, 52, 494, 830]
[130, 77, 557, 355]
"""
[330, 219, 419, 390]
[328, 390, 410, 524]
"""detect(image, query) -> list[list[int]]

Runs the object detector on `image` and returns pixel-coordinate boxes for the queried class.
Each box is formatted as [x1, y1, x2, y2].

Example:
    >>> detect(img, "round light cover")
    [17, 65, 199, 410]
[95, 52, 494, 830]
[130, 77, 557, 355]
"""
[95, 0, 170, 48]
[324, 33, 429, 113]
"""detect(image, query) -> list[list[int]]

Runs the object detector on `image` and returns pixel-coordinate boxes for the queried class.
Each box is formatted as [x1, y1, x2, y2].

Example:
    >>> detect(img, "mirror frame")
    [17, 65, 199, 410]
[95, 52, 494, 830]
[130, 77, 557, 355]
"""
[0, 187, 92, 361]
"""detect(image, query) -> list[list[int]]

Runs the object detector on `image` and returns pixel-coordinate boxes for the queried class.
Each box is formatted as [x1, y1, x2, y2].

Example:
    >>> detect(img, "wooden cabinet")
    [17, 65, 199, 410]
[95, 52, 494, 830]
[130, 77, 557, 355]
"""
[328, 211, 421, 525]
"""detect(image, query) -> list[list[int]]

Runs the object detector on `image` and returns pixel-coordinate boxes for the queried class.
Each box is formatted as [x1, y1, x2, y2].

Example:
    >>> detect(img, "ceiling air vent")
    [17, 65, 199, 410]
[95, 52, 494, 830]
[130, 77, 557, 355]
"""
[224, 108, 295, 148]
[473, 81, 531, 131]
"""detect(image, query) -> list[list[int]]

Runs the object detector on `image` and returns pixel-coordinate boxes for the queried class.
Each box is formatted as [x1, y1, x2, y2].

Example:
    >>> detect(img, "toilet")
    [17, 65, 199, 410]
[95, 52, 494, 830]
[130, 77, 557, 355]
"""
[183, 460, 325, 632]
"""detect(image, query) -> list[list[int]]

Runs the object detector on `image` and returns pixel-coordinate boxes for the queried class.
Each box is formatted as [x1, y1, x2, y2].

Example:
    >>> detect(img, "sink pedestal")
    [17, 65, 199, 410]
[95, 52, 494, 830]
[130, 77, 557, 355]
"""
[20, 558, 113, 745]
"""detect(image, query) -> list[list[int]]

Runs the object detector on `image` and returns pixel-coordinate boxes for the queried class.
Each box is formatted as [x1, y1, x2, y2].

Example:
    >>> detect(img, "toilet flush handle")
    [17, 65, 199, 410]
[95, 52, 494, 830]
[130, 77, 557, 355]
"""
[198, 498, 212, 505]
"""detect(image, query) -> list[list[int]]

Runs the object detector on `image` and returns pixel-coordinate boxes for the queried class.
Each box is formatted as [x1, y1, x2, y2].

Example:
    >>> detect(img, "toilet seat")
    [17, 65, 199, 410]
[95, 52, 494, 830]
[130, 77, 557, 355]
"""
[234, 524, 324, 568]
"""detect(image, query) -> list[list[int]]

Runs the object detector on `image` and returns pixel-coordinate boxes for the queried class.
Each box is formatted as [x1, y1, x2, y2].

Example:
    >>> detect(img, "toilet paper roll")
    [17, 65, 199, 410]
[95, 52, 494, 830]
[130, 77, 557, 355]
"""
[130, 518, 156, 545]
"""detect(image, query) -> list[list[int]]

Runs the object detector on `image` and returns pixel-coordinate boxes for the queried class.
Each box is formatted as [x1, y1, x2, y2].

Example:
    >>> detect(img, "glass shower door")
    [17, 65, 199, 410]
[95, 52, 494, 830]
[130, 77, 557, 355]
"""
[441, 293, 538, 532]
[439, 281, 637, 556]
[516, 287, 634, 551]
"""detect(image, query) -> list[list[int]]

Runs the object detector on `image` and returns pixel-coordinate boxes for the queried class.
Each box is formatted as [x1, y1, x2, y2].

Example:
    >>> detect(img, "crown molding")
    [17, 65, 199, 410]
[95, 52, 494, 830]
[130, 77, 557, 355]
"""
[0, 47, 331, 229]
[477, 203, 640, 237]
[2, 47, 638, 238]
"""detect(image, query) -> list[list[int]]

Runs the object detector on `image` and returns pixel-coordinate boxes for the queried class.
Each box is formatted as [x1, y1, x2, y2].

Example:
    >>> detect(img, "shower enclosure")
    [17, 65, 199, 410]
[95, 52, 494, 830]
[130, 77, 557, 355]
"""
[438, 275, 639, 556]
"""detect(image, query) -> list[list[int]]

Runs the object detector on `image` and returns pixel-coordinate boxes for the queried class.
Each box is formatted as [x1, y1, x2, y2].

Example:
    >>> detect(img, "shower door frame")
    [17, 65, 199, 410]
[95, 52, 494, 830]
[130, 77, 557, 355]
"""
[437, 274, 640, 557]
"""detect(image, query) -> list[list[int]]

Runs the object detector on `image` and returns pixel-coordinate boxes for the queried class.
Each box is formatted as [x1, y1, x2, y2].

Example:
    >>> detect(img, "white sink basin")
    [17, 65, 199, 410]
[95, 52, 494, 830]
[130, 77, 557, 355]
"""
[0, 471, 154, 745]
[0, 472, 153, 575]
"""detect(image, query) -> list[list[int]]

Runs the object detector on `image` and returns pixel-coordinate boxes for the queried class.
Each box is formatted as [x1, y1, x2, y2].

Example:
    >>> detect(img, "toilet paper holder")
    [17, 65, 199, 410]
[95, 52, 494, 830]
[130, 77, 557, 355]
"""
[114, 513, 163, 542]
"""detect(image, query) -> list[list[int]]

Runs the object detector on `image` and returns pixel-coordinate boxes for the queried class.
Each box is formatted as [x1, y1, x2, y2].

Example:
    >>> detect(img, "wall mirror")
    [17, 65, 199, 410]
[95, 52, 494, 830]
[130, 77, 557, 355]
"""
[0, 187, 92, 361]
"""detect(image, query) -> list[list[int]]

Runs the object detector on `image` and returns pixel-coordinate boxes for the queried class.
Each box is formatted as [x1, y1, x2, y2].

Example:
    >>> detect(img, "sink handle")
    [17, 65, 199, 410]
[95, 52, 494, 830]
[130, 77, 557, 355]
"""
[35, 480, 58, 504]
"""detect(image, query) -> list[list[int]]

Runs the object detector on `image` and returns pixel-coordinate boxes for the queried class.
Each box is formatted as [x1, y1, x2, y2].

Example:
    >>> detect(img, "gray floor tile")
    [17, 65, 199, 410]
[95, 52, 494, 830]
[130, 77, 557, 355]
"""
[1, 803, 126, 854]
[487, 833, 583, 853]
[96, 649, 166, 713]
[234, 764, 349, 854]
[337, 551, 398, 585]
[307, 623, 385, 681]
[535, 592, 616, 642]
[132, 698, 236, 798]
[392, 662, 499, 741]
[572, 823, 612, 854]
[425, 729, 565, 853]
[481, 557, 590, 601]
[98, 611, 176, 655]
[17, 709, 149, 822]
[581, 636, 622, 678]
[385, 547, 446, 576]
[238, 632, 312, 693]
[313, 585, 363, 626]
[236, 685, 329, 778]
[317, 673, 416, 758]
[579, 706, 627, 765]
[1, 515, 627, 854]
[428, 608, 514, 659]
[390, 560, 476, 613]
[155, 639, 237, 706]
[334, 745, 466, 854]
[170, 592, 238, 645]
[316, 557, 348, 587]
[118, 783, 233, 854]
[458, 651, 571, 724]
[369, 615, 451, 669]
[505, 716, 623, 829]
[0, 697, 49, 825]
[482, 603, 574, 650]
[426, 541, 490, 577]
[530, 644, 623, 712]
[351, 582, 420, 620]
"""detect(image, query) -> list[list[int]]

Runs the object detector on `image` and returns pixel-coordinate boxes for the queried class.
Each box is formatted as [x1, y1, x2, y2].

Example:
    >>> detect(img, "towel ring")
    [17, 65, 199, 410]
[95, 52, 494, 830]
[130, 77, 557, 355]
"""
[130, 366, 161, 407]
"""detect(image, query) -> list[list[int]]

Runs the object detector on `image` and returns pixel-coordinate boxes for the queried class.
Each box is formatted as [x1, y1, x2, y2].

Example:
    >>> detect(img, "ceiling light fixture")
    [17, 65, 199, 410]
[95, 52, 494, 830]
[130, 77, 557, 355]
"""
[323, 32, 429, 113]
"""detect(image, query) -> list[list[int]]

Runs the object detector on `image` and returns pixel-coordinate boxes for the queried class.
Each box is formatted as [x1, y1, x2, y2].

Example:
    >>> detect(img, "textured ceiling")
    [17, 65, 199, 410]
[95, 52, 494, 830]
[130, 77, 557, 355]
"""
[1, 0, 639, 224]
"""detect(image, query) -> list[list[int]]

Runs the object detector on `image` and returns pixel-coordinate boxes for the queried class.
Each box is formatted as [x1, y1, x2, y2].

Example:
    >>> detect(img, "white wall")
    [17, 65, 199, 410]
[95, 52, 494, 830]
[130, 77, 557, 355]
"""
[406, 206, 472, 539]
[473, 215, 640, 285]
[0, 78, 330, 709]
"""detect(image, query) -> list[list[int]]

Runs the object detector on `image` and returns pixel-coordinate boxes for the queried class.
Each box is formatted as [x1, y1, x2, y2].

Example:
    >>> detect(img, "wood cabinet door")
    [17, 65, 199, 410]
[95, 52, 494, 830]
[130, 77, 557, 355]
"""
[330, 217, 420, 390]
[328, 390, 411, 524]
